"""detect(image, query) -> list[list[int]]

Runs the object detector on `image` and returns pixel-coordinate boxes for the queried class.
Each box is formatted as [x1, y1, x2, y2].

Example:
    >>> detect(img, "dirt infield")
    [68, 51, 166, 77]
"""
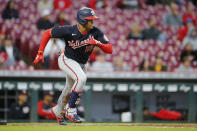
[5, 123, 197, 129]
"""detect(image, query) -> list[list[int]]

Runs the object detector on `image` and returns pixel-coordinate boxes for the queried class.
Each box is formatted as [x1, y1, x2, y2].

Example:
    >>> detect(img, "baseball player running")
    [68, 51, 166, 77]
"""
[34, 7, 112, 125]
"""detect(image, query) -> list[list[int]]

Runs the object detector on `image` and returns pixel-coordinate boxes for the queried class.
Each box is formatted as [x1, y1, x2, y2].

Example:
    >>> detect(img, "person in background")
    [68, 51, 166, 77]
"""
[151, 108, 184, 120]
[0, 36, 21, 68]
[145, 0, 180, 6]
[182, 28, 197, 50]
[38, 91, 56, 119]
[152, 56, 167, 72]
[0, 31, 5, 48]
[145, 0, 160, 6]
[182, 2, 197, 27]
[37, 10, 54, 30]
[176, 56, 194, 73]
[142, 18, 162, 40]
[37, 91, 84, 120]
[139, 59, 153, 71]
[0, 52, 8, 69]
[55, 11, 70, 26]
[53, 0, 71, 10]
[2, 0, 19, 20]
[178, 18, 195, 42]
[88, 0, 108, 10]
[127, 23, 143, 40]
[180, 43, 197, 62]
[113, 56, 123, 71]
[116, 0, 139, 9]
[143, 107, 155, 120]
[190, 0, 197, 6]
[162, 2, 182, 27]
[37, 0, 53, 13]
[0, 31, 7, 69]
[113, 56, 125, 71]
[43, 38, 65, 69]
[8, 91, 30, 119]
[145, 0, 157, 6]
[91, 53, 114, 72]
[161, 0, 181, 5]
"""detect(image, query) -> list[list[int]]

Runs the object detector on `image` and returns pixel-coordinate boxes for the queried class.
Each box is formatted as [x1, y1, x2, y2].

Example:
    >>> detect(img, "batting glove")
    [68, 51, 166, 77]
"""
[87, 38, 100, 45]
[33, 51, 44, 67]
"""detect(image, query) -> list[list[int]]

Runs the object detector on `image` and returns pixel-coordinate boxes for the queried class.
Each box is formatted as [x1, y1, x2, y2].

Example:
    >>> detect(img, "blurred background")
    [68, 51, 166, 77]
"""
[0, 0, 197, 123]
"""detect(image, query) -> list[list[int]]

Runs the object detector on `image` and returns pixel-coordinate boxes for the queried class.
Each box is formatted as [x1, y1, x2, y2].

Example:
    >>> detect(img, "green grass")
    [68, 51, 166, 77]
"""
[1, 126, 196, 131]
[0, 123, 197, 131]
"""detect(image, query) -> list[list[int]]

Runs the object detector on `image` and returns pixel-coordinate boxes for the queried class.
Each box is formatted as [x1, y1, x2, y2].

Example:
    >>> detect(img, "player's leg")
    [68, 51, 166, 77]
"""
[51, 54, 76, 125]
[66, 63, 86, 108]
[58, 54, 87, 123]
[64, 67, 86, 123]
[52, 75, 73, 125]
[64, 63, 87, 122]
[52, 75, 74, 118]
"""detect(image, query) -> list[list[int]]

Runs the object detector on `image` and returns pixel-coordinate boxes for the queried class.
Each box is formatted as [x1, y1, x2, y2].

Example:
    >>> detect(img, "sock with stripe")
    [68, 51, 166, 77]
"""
[68, 91, 79, 108]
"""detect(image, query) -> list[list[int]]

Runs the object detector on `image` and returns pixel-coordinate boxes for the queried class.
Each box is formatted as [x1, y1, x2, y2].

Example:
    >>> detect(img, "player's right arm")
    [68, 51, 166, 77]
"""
[33, 26, 71, 66]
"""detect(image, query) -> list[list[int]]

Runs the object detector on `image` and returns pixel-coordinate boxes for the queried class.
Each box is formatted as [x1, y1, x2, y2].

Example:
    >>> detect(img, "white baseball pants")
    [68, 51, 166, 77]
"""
[52, 54, 87, 118]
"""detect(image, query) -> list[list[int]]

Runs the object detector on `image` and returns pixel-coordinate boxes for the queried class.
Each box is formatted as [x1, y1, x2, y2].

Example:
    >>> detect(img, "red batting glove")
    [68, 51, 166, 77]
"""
[87, 38, 113, 54]
[33, 51, 44, 67]
[87, 38, 100, 45]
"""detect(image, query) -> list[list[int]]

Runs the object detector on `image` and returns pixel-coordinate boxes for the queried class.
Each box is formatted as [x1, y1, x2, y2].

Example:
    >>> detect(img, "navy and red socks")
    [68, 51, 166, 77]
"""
[68, 91, 79, 108]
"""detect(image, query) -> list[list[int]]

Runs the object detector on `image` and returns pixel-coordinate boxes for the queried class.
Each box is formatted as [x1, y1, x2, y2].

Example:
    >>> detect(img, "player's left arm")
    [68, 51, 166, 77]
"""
[95, 39, 113, 54]
[88, 31, 113, 54]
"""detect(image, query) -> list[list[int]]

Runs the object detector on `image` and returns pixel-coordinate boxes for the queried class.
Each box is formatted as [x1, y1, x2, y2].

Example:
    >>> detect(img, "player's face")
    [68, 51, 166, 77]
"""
[18, 94, 28, 104]
[44, 95, 53, 104]
[85, 20, 94, 30]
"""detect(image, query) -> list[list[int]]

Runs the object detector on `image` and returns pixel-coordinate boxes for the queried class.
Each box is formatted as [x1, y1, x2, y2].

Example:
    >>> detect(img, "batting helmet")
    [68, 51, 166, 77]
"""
[77, 7, 98, 25]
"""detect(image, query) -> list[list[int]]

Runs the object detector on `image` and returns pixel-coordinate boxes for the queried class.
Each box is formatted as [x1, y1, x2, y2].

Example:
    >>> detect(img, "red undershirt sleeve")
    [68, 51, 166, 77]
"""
[97, 43, 113, 54]
[38, 29, 52, 52]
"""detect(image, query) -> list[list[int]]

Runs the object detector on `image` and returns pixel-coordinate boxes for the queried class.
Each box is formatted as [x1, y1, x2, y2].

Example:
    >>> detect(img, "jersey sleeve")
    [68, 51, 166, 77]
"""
[95, 28, 109, 44]
[51, 25, 71, 38]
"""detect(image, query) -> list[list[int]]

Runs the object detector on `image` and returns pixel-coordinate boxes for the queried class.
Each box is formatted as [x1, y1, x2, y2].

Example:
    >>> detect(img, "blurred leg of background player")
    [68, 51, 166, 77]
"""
[52, 53, 86, 122]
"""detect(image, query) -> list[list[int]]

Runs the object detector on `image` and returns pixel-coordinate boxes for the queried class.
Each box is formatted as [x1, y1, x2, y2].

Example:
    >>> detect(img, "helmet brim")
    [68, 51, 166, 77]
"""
[84, 16, 99, 20]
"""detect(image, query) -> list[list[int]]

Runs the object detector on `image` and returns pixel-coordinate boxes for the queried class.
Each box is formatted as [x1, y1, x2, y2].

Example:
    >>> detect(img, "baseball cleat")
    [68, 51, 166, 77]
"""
[65, 105, 82, 123]
[51, 108, 67, 125]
